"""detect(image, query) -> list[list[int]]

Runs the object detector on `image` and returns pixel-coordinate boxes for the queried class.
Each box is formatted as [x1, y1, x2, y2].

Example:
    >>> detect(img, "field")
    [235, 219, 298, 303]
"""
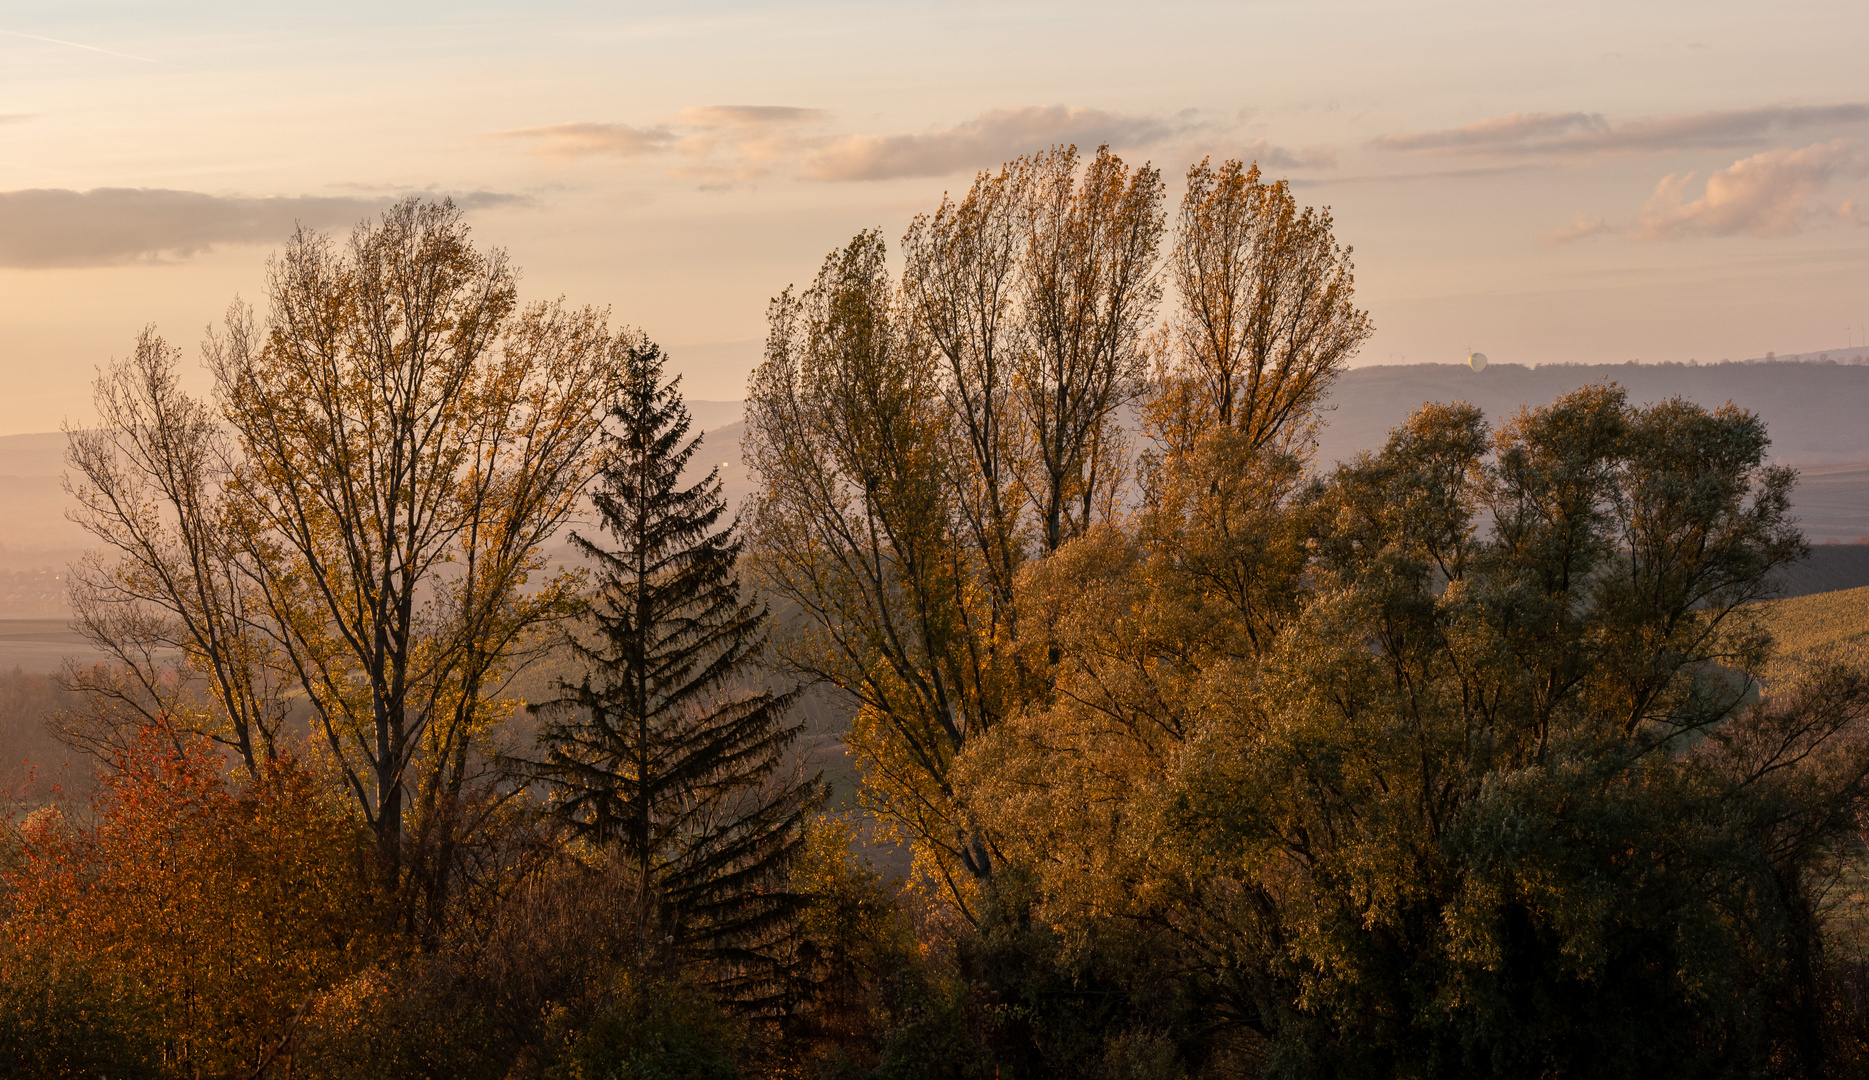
[1754, 583, 1869, 689]
[1752, 584, 1869, 954]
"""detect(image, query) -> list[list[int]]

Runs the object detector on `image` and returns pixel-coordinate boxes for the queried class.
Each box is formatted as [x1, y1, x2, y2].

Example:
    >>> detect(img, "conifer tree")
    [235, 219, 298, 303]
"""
[530, 337, 820, 1010]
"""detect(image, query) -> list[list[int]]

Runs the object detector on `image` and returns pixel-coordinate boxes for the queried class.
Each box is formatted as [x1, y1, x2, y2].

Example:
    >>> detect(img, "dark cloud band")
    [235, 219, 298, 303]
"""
[0, 188, 522, 268]
[1374, 104, 1869, 156]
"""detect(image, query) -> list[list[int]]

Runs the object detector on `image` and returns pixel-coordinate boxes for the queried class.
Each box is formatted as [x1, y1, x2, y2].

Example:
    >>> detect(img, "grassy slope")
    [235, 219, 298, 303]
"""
[1752, 584, 1869, 950]
[1755, 583, 1869, 688]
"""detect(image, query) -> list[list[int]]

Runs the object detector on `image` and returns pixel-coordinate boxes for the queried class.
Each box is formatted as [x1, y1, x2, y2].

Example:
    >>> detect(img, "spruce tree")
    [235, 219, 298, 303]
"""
[530, 337, 820, 1010]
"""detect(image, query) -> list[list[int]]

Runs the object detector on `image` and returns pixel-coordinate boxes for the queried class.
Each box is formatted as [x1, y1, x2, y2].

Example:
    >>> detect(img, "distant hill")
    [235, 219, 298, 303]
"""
[1313, 361, 1869, 545]
[1774, 545, 1869, 600]
[683, 399, 746, 434]
[0, 429, 88, 574]
[705, 363, 1869, 541]
[1744, 347, 1869, 366]
[4, 361, 1866, 600]
[1313, 361, 1869, 468]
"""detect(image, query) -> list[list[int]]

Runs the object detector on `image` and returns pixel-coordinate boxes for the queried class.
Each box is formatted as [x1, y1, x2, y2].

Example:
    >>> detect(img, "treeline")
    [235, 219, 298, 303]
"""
[4, 148, 1869, 1080]
[0, 569, 67, 616]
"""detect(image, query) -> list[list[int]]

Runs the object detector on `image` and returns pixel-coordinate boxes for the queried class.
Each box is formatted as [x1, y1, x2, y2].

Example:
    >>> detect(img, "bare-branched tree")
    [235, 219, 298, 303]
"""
[64, 198, 622, 931]
[64, 329, 291, 773]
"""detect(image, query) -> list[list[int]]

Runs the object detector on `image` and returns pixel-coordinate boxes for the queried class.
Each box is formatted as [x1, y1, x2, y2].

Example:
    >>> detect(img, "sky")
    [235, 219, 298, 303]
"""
[2, 0, 1866, 435]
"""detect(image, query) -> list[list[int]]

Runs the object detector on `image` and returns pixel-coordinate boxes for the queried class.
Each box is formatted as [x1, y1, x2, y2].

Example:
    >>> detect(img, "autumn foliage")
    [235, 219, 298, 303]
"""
[2, 725, 378, 1077]
[11, 171, 1869, 1080]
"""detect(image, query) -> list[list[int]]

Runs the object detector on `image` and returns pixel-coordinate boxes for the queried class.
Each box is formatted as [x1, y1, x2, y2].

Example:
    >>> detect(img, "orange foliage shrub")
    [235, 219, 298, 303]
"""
[2, 726, 381, 1076]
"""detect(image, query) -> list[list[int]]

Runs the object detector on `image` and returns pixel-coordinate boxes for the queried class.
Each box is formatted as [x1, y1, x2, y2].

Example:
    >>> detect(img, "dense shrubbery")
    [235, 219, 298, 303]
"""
[2, 728, 378, 1076]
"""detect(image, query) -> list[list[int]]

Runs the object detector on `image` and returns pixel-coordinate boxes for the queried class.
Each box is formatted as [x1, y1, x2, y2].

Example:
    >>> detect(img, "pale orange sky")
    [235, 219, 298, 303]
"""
[3, 0, 1867, 434]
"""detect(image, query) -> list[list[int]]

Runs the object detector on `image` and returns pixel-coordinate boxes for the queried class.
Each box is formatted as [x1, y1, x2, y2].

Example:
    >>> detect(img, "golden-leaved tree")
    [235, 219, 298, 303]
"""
[744, 149, 1367, 912]
[63, 198, 623, 930]
[958, 381, 1869, 1075]
[745, 146, 1166, 912]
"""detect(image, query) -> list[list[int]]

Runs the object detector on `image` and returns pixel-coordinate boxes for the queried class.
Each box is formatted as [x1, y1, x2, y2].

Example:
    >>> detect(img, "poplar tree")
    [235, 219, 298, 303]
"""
[530, 338, 819, 1009]
[747, 147, 1167, 913]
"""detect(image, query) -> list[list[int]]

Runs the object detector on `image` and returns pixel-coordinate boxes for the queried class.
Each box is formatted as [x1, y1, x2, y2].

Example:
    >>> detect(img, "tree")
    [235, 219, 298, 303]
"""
[528, 338, 819, 1011]
[900, 157, 1029, 718]
[960, 384, 1869, 1076]
[747, 146, 1165, 910]
[1150, 158, 1370, 456]
[64, 198, 624, 932]
[62, 329, 290, 775]
[1129, 158, 1373, 662]
[1011, 145, 1164, 551]
[747, 230, 990, 903]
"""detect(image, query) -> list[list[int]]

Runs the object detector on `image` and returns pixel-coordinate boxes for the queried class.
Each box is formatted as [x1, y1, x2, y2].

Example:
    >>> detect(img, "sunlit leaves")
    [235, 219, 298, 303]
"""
[2, 729, 378, 1076]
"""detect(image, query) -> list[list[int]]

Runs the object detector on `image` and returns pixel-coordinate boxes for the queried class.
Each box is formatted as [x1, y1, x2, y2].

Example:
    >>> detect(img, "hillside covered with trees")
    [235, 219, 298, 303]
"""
[6, 151, 1869, 1080]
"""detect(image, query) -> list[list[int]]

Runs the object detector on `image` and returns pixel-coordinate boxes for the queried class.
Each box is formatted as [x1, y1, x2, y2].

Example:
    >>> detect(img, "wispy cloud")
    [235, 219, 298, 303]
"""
[1634, 139, 1866, 238]
[1297, 163, 1539, 189]
[494, 122, 677, 160]
[1374, 104, 1869, 156]
[676, 105, 822, 127]
[0, 27, 177, 68]
[1539, 212, 1612, 246]
[799, 105, 1176, 181]
[498, 106, 827, 185]
[1245, 138, 1337, 171]
[499, 104, 1201, 185]
[442, 189, 534, 211]
[0, 188, 519, 268]
[1376, 111, 1606, 153]
[670, 105, 828, 186]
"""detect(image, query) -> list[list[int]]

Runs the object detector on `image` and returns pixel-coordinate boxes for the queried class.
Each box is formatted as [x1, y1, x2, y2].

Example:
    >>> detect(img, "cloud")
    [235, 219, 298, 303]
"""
[440, 189, 535, 211]
[675, 105, 824, 127]
[1375, 111, 1608, 153]
[500, 104, 1192, 185]
[799, 105, 1176, 181]
[1294, 163, 1542, 192]
[0, 28, 176, 68]
[670, 106, 828, 186]
[1246, 138, 1337, 171]
[494, 122, 676, 160]
[1539, 212, 1612, 246]
[0, 188, 519, 268]
[1373, 104, 1869, 156]
[497, 107, 828, 185]
[1634, 139, 1867, 238]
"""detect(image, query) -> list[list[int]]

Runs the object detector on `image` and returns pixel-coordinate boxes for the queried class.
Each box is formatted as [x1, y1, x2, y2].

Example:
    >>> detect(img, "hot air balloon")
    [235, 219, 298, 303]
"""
[1468, 351, 1488, 372]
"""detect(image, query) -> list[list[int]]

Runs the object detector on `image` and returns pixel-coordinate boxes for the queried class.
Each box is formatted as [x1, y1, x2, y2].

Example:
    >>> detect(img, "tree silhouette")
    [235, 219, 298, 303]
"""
[531, 337, 820, 1010]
